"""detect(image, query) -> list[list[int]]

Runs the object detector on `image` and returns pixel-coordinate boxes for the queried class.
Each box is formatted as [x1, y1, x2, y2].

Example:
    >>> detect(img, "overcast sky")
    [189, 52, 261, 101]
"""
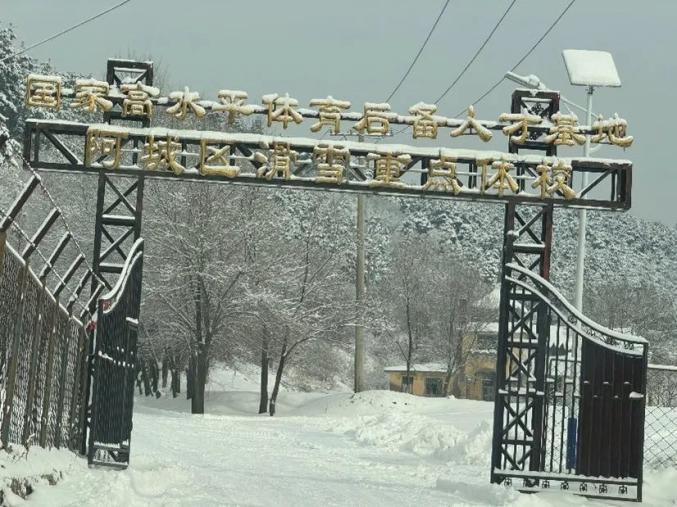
[2, 0, 675, 225]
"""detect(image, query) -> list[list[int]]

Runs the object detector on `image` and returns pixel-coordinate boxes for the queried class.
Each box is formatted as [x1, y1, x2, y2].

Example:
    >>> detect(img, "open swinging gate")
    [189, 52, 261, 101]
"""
[492, 258, 647, 501]
[86, 239, 143, 467]
[20, 59, 647, 500]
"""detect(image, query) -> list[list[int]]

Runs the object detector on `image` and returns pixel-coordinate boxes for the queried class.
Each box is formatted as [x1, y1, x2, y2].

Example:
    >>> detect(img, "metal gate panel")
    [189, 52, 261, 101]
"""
[491, 262, 648, 502]
[87, 239, 143, 468]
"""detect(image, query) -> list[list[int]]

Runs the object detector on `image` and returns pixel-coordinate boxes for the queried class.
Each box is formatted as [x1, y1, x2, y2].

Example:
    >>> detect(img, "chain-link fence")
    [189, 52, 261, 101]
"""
[644, 364, 677, 468]
[0, 175, 105, 453]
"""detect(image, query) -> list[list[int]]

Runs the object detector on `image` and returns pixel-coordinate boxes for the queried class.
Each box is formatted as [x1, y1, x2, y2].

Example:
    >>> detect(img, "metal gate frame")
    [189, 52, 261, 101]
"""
[489, 89, 649, 502]
[86, 239, 144, 468]
[491, 260, 649, 501]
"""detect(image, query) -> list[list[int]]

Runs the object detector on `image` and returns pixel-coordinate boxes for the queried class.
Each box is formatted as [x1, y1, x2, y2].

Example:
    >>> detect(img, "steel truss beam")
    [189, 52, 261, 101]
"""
[23, 119, 632, 211]
[89, 59, 151, 292]
[492, 202, 553, 475]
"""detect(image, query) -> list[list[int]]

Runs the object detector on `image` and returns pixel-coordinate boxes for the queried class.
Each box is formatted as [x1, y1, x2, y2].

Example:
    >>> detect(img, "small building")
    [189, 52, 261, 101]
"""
[451, 327, 498, 401]
[384, 363, 447, 397]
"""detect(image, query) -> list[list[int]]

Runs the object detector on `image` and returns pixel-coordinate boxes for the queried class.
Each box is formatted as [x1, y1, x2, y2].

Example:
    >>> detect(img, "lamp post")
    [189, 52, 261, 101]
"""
[574, 86, 594, 312]
[504, 72, 589, 116]
[562, 49, 621, 312]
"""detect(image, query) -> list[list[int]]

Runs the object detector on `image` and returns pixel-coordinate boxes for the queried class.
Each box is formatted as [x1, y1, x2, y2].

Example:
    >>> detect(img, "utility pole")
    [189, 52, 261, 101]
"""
[354, 133, 366, 393]
[355, 193, 366, 392]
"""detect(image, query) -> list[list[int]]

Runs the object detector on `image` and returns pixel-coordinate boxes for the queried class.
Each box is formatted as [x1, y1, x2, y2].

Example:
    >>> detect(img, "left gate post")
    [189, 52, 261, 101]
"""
[81, 59, 153, 456]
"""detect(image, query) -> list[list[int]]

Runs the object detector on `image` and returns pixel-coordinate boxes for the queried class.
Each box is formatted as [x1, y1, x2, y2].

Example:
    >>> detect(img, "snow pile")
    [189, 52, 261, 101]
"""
[336, 412, 492, 464]
[329, 410, 492, 467]
[292, 390, 433, 417]
[288, 390, 495, 466]
[0, 446, 81, 504]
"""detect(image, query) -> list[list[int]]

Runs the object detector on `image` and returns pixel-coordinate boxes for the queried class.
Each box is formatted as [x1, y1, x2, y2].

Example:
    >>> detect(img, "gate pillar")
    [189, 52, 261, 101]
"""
[491, 90, 558, 483]
[82, 60, 152, 456]
[491, 202, 553, 480]
[91, 59, 152, 292]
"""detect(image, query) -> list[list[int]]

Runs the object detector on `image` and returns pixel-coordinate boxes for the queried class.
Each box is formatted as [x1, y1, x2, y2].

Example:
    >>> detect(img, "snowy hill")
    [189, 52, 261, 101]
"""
[401, 199, 677, 295]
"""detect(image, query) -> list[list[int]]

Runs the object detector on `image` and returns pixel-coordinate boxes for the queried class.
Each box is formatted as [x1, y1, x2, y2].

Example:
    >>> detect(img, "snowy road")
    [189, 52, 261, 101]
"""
[29, 392, 506, 506]
[15, 369, 677, 506]
[119, 407, 486, 506]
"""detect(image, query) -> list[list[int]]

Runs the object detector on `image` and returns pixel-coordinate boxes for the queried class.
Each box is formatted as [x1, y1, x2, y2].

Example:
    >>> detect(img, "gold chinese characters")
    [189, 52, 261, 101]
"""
[82, 127, 592, 203]
[26, 75, 634, 149]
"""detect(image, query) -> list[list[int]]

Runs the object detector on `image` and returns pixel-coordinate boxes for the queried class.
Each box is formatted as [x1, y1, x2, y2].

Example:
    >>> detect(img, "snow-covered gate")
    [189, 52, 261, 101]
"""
[19, 59, 646, 499]
[491, 260, 648, 501]
[86, 239, 143, 468]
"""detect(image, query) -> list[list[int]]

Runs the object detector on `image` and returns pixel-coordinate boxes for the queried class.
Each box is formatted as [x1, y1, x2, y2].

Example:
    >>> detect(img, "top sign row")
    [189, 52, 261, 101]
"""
[24, 74, 633, 148]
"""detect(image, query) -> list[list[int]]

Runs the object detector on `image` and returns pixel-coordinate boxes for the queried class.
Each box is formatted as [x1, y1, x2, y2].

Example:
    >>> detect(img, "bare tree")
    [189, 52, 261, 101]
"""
[144, 181, 245, 413]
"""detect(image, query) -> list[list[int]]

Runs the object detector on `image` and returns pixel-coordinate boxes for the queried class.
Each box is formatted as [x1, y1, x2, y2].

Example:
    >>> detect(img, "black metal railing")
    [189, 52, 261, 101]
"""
[492, 262, 649, 502]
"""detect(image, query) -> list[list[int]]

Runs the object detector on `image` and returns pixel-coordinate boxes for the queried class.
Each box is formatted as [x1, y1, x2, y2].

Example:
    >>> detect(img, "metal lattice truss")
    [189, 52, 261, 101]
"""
[23, 119, 631, 210]
[91, 173, 143, 290]
[25, 65, 634, 148]
[493, 204, 553, 476]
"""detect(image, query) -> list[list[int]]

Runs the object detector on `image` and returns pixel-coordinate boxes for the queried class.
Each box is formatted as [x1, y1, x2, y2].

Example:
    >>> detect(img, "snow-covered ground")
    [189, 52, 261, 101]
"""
[5, 365, 677, 506]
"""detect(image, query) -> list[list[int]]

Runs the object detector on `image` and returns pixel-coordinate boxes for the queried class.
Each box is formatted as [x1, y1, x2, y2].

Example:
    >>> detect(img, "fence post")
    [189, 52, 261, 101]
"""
[78, 326, 94, 456]
[52, 314, 71, 449]
[66, 326, 86, 451]
[21, 278, 46, 446]
[0, 262, 28, 446]
[0, 176, 40, 232]
[0, 230, 6, 276]
[38, 305, 59, 447]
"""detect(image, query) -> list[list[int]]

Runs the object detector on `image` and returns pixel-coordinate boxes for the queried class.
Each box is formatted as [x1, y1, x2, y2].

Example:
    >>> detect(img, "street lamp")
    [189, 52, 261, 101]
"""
[504, 72, 589, 116]
[562, 49, 621, 313]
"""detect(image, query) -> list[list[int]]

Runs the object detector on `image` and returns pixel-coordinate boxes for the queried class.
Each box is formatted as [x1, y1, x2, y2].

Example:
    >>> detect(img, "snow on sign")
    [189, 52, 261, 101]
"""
[562, 49, 622, 87]
[23, 119, 633, 210]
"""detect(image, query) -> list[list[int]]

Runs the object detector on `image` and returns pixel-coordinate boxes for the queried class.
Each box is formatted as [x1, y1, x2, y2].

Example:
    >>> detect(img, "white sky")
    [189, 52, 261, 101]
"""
[2, 0, 675, 225]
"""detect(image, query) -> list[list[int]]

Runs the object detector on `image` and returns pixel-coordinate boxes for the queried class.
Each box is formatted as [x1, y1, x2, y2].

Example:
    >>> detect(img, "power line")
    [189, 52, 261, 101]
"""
[384, 0, 452, 103]
[454, 0, 577, 116]
[0, 0, 133, 64]
[434, 0, 517, 105]
[388, 0, 577, 138]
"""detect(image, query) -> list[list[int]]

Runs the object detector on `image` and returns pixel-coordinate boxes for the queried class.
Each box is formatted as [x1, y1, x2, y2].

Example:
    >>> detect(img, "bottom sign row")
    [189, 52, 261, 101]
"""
[84, 127, 582, 201]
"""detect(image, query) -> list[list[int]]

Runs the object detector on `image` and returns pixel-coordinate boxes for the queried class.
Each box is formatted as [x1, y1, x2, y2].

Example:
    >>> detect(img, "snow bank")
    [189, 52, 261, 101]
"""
[0, 446, 80, 504]
[334, 412, 492, 465]
[291, 390, 432, 417]
[291, 390, 495, 467]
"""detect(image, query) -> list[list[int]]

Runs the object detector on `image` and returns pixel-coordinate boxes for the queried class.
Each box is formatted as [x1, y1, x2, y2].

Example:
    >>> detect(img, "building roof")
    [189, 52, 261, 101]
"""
[383, 362, 447, 374]
[478, 285, 501, 310]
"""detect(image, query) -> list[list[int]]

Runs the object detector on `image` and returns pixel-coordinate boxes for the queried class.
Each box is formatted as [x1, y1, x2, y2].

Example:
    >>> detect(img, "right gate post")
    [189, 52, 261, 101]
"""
[491, 89, 559, 485]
